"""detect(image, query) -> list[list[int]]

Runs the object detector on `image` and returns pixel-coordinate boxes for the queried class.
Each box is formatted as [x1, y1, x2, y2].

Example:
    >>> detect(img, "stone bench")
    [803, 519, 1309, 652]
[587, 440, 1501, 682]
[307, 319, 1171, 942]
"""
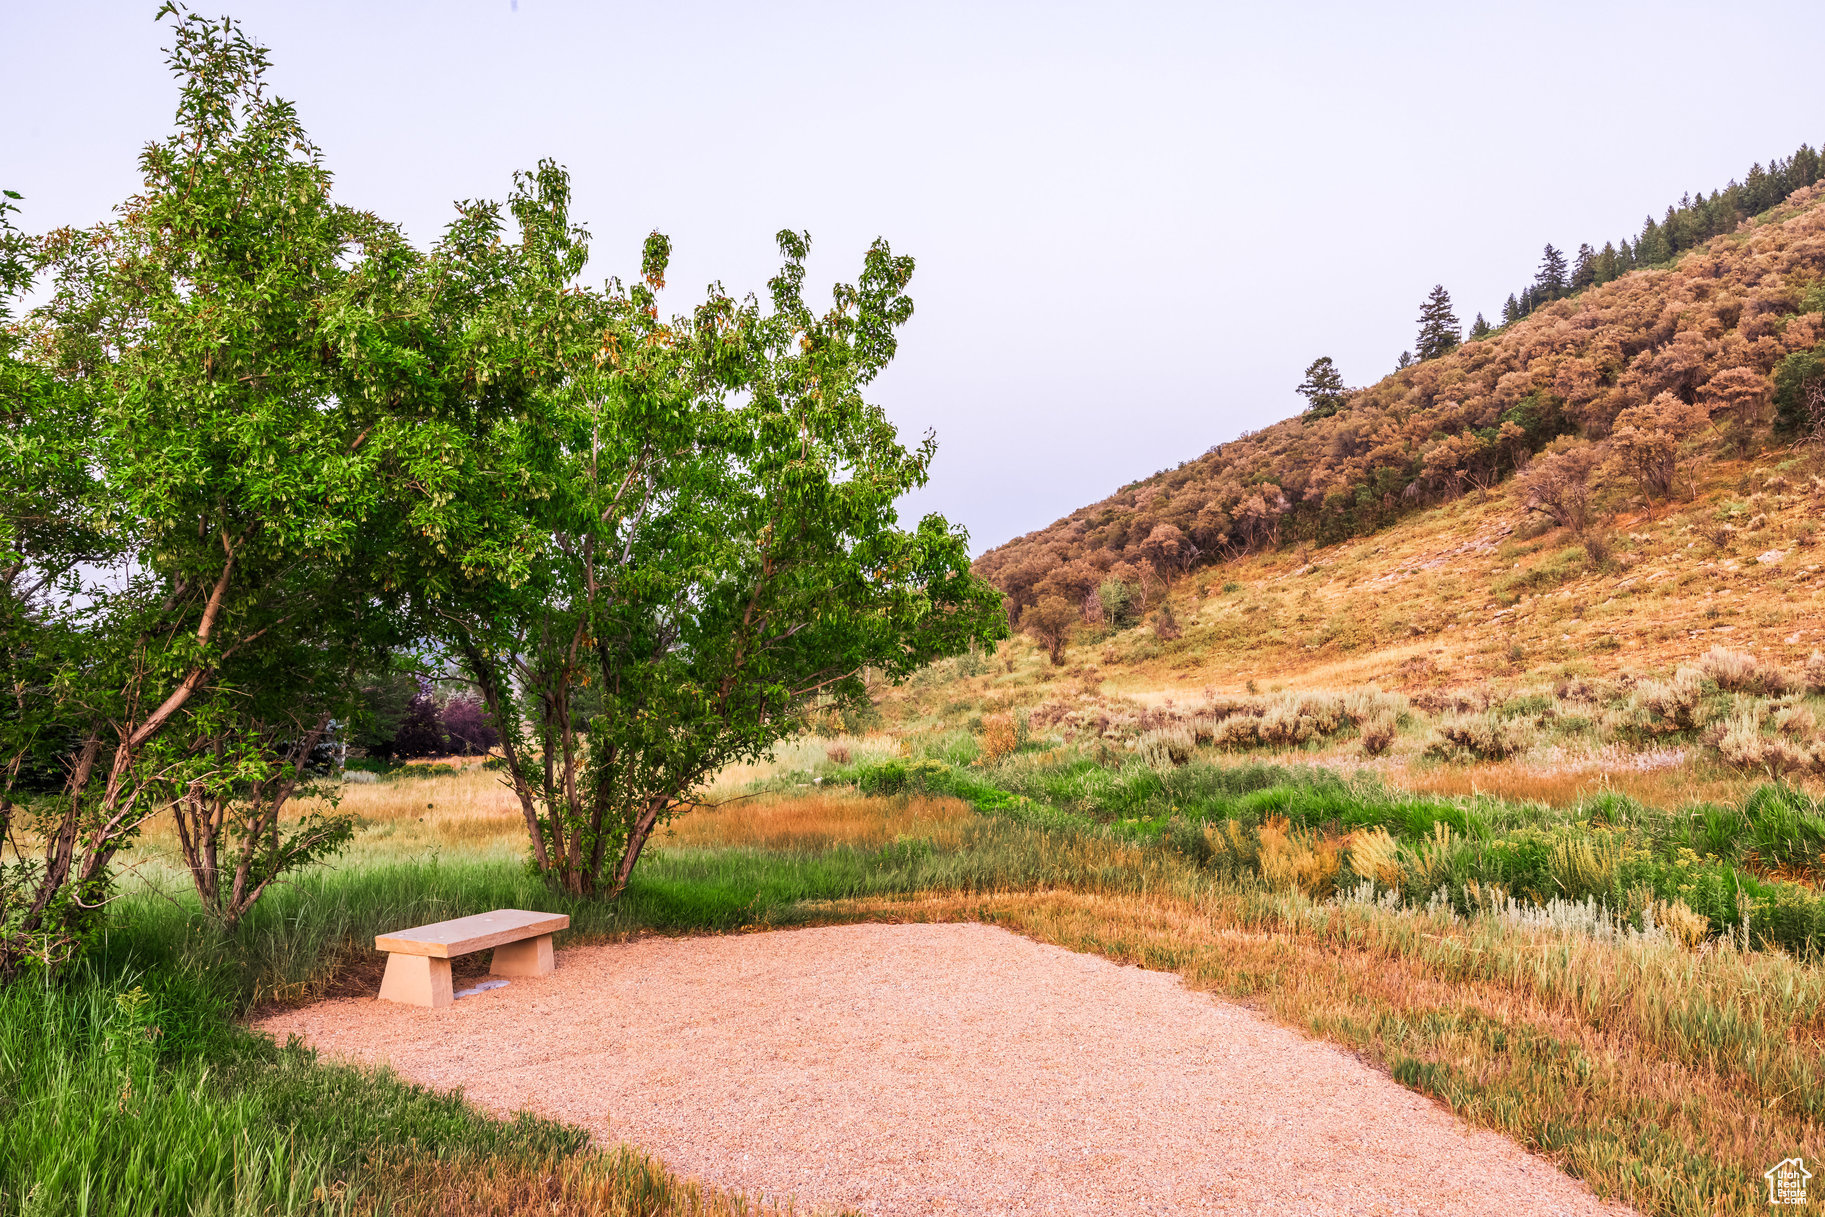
[375, 909, 570, 1008]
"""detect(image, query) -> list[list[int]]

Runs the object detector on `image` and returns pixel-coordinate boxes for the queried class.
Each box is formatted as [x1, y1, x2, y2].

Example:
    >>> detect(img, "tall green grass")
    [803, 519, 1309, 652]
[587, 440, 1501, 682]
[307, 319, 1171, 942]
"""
[0, 960, 585, 1215]
[842, 748, 1825, 955]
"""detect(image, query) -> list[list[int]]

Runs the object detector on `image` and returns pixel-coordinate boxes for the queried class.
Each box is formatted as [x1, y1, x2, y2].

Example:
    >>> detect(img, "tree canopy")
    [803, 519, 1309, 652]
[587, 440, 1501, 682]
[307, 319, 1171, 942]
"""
[403, 178, 1006, 897]
[0, 8, 1003, 974]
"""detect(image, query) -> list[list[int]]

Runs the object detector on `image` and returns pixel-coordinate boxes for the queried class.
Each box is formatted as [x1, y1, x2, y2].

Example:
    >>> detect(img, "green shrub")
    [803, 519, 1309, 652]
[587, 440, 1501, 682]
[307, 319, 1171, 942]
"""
[1739, 784, 1825, 871]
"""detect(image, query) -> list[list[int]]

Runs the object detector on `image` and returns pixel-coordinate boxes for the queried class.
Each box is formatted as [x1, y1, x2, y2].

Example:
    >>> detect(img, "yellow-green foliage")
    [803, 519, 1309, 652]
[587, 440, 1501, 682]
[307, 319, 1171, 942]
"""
[1255, 816, 1342, 899]
[1548, 829, 1630, 898]
[1345, 826, 1402, 889]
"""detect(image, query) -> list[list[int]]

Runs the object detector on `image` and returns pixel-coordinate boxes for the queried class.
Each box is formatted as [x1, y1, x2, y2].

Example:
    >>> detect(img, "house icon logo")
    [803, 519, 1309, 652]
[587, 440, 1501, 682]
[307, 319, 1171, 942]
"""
[1767, 1157, 1811, 1205]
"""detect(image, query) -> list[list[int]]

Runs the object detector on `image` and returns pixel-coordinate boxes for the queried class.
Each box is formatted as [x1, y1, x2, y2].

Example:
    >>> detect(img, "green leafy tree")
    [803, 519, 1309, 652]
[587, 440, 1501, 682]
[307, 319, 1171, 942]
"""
[1773, 343, 1825, 438]
[0, 183, 108, 971]
[1415, 285, 1459, 361]
[1296, 356, 1349, 420]
[418, 190, 1007, 898]
[1097, 579, 1138, 629]
[1, 8, 486, 959]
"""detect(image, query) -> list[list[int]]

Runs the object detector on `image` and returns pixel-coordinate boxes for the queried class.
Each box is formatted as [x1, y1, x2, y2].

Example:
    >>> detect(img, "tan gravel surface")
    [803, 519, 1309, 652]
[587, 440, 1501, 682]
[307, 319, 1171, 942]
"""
[258, 922, 1635, 1216]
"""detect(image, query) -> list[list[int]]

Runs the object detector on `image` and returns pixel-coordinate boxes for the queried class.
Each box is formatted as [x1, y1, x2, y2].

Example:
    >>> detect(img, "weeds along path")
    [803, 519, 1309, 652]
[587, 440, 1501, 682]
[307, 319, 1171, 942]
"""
[258, 922, 1632, 1217]
[824, 886, 1822, 1217]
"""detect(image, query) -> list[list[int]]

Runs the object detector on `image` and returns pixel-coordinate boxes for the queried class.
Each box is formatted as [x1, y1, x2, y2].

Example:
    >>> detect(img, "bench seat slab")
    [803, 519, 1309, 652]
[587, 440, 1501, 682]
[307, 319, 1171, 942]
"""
[374, 909, 570, 959]
[379, 953, 452, 1008]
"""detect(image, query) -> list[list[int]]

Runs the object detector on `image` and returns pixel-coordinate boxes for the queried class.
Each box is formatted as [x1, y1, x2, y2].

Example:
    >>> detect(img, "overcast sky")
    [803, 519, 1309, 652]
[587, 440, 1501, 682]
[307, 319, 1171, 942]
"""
[6, 1, 1823, 553]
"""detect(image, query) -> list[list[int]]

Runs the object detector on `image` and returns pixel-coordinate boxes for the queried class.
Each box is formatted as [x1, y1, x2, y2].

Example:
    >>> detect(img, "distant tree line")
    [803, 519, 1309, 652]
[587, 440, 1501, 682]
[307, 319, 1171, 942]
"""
[1500, 143, 1823, 325]
[1299, 145, 1825, 412]
[1357, 143, 1825, 384]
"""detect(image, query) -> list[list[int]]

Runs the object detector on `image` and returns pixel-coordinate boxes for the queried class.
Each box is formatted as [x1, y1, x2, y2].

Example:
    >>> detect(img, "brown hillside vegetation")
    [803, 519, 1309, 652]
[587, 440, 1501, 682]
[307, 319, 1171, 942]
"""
[879, 446, 1825, 807]
[978, 184, 1825, 614]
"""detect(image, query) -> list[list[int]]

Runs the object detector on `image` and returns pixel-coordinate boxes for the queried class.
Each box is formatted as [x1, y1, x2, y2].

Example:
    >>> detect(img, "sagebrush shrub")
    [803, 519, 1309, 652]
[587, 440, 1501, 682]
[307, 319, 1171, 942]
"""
[1135, 726, 1194, 769]
[1629, 668, 1708, 733]
[1427, 711, 1535, 761]
[1775, 704, 1819, 738]
[1212, 715, 1264, 749]
[1713, 705, 1816, 778]
[1698, 645, 1798, 696]
[1359, 711, 1399, 757]
[1341, 687, 1407, 725]
[1807, 650, 1825, 695]
[1263, 692, 1345, 744]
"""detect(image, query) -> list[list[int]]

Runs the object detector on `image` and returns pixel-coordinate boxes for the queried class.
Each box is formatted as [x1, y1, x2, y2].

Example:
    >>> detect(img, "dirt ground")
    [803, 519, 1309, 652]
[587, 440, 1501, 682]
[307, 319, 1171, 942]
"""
[258, 923, 1636, 1216]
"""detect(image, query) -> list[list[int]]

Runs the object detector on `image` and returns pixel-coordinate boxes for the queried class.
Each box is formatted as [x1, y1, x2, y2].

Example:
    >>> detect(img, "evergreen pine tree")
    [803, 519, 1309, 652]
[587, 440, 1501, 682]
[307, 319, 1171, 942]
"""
[1535, 244, 1568, 297]
[1795, 144, 1820, 189]
[1395, 350, 1414, 371]
[1638, 215, 1669, 263]
[1596, 241, 1619, 284]
[1744, 162, 1774, 213]
[1296, 356, 1349, 420]
[1415, 284, 1460, 360]
[1572, 243, 1596, 290]
[1501, 293, 1521, 325]
[1469, 313, 1491, 340]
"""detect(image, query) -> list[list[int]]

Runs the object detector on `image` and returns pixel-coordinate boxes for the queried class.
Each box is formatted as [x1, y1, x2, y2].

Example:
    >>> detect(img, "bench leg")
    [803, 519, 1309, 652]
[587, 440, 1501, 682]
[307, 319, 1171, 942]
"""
[490, 932, 554, 978]
[379, 953, 452, 1008]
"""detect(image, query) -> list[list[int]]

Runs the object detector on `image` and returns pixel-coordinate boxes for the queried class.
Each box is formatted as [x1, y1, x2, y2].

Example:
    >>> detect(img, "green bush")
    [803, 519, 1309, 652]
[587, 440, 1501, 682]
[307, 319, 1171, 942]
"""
[1738, 784, 1825, 871]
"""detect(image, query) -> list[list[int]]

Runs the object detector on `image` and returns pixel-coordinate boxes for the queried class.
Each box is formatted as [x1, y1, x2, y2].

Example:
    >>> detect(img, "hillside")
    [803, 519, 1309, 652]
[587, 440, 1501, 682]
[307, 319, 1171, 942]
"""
[894, 177, 1825, 808]
[977, 182, 1825, 619]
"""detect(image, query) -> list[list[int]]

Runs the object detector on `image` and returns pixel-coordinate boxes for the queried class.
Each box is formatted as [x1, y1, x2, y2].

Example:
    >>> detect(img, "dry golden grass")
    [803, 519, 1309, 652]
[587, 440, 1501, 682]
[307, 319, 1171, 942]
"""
[893, 450, 1825, 720]
[1385, 761, 1759, 809]
[660, 791, 974, 851]
[821, 884, 1824, 1217]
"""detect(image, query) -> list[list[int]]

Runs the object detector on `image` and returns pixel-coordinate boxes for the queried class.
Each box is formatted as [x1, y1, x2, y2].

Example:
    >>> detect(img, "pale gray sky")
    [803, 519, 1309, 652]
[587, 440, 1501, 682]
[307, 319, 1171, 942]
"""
[5, 1, 1822, 552]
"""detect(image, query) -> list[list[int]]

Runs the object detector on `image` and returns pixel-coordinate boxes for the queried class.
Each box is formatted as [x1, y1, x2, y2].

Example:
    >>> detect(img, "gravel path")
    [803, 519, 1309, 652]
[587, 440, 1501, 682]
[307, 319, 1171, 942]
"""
[258, 922, 1634, 1216]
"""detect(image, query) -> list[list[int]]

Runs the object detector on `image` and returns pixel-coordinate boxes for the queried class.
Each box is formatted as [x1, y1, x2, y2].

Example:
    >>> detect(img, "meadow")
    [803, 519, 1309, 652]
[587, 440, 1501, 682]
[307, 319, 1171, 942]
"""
[6, 734, 1825, 1215]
